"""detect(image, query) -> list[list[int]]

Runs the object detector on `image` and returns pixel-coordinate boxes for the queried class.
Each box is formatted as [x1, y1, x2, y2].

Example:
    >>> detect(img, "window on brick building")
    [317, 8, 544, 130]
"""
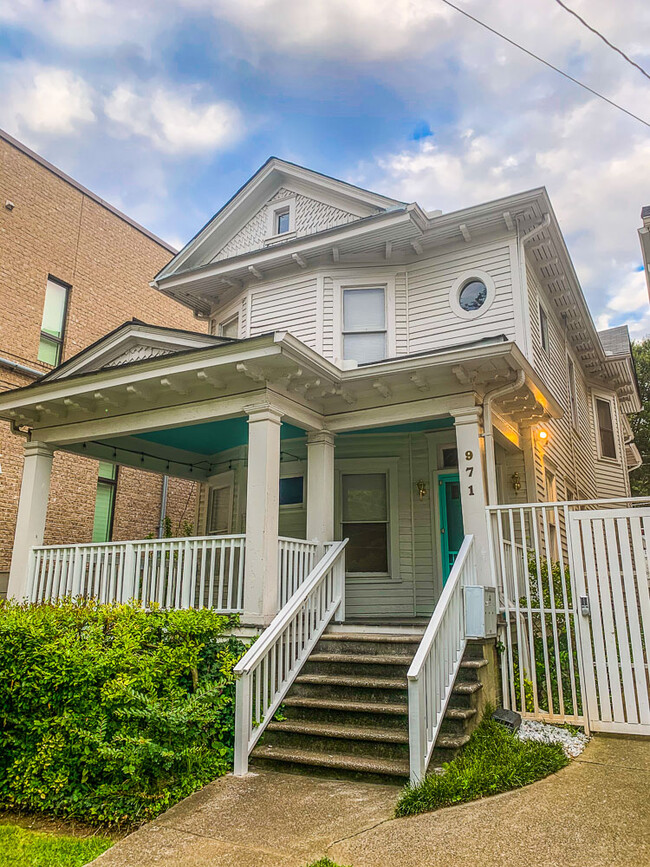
[38, 277, 69, 366]
[92, 462, 118, 542]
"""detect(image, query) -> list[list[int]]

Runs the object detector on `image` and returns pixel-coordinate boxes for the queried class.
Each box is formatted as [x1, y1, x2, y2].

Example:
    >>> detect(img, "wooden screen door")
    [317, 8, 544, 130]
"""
[439, 473, 464, 584]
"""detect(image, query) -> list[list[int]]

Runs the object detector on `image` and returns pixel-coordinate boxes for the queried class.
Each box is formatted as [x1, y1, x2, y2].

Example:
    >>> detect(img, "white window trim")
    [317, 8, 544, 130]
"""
[335, 457, 400, 582]
[266, 197, 296, 243]
[567, 354, 579, 431]
[539, 300, 550, 354]
[219, 312, 240, 339]
[205, 470, 235, 534]
[213, 299, 242, 339]
[333, 275, 396, 367]
[592, 391, 620, 464]
[449, 269, 496, 321]
[279, 459, 306, 512]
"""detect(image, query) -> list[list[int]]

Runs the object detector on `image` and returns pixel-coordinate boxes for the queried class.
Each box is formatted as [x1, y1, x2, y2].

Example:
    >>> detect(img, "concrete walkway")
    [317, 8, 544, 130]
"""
[93, 735, 649, 867]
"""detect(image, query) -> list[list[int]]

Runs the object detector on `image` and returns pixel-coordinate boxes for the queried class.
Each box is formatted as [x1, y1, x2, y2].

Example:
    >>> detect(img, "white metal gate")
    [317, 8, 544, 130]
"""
[569, 508, 650, 735]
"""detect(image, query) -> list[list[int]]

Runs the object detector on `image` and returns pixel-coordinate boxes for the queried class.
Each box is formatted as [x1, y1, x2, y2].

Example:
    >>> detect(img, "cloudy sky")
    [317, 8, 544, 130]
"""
[1, 0, 649, 336]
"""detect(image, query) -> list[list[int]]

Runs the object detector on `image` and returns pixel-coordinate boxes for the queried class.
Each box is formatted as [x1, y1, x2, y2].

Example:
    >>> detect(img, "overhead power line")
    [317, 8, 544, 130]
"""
[436, 0, 650, 130]
[553, 0, 650, 82]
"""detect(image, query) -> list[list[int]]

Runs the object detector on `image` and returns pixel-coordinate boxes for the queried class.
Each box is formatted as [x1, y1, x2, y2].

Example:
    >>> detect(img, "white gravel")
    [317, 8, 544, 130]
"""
[516, 719, 590, 758]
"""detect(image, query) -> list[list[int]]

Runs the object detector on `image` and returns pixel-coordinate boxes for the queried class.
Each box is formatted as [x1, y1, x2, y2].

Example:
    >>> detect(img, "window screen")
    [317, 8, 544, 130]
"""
[341, 473, 389, 573]
[207, 485, 232, 534]
[343, 288, 386, 364]
[279, 476, 304, 506]
[221, 316, 239, 339]
[596, 398, 617, 459]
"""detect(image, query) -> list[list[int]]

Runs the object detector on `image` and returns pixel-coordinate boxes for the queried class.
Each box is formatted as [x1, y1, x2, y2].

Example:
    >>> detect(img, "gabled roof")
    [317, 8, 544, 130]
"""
[39, 320, 227, 383]
[154, 157, 406, 282]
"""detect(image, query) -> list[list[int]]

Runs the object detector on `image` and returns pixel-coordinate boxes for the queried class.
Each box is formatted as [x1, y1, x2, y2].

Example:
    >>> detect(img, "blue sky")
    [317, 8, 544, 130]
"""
[1, 0, 649, 335]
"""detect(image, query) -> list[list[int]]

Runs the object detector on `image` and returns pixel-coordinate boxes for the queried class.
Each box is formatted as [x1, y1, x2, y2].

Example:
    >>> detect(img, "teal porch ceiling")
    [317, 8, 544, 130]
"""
[133, 418, 307, 455]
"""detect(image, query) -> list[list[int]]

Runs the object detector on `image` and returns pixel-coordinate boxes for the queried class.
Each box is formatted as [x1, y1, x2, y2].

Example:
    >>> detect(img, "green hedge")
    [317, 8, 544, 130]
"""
[0, 599, 246, 827]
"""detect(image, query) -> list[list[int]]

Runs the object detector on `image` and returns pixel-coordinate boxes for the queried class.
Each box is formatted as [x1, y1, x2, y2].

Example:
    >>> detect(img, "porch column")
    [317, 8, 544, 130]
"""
[8, 441, 54, 600]
[306, 430, 335, 544]
[243, 402, 282, 625]
[453, 406, 491, 585]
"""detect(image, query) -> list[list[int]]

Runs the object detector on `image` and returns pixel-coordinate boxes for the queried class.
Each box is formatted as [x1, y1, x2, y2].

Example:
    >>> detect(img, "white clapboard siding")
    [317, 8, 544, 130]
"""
[406, 241, 517, 354]
[526, 265, 625, 503]
[247, 277, 319, 348]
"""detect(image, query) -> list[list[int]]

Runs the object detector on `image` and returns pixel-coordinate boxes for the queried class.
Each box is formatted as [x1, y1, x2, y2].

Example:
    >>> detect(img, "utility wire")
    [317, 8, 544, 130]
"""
[552, 0, 650, 82]
[437, 0, 650, 129]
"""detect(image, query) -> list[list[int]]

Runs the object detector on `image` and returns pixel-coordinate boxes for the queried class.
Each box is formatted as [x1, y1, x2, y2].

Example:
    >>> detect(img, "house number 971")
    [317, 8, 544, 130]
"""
[464, 450, 475, 495]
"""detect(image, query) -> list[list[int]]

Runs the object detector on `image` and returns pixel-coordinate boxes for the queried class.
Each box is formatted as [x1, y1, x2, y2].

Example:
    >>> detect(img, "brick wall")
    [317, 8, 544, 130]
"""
[0, 133, 204, 594]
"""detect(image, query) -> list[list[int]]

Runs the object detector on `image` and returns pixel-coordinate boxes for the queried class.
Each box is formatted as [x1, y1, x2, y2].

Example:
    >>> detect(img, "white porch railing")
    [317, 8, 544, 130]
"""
[233, 538, 347, 776]
[408, 535, 477, 783]
[27, 535, 246, 612]
[278, 537, 319, 606]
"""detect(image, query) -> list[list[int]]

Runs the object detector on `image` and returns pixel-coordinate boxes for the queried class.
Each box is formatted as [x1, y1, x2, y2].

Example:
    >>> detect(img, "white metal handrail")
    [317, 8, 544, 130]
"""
[27, 534, 246, 612]
[408, 535, 477, 783]
[233, 538, 347, 776]
[278, 537, 319, 606]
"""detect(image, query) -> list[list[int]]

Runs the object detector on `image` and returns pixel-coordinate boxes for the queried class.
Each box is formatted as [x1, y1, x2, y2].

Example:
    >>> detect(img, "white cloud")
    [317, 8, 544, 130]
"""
[104, 85, 243, 155]
[1, 63, 95, 138]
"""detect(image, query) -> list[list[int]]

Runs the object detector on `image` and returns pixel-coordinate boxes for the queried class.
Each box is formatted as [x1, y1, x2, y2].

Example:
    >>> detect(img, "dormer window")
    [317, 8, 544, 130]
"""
[267, 197, 296, 241]
[276, 208, 290, 234]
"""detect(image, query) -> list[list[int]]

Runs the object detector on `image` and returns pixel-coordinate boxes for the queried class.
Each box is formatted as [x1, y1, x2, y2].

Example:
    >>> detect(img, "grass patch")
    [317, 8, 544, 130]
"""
[304, 861, 350, 867]
[396, 714, 569, 817]
[0, 824, 112, 866]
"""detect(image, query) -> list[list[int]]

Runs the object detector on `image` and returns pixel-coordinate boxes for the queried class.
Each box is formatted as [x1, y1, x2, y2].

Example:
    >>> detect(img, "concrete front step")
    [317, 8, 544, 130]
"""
[315, 633, 422, 658]
[250, 743, 411, 782]
[266, 719, 409, 744]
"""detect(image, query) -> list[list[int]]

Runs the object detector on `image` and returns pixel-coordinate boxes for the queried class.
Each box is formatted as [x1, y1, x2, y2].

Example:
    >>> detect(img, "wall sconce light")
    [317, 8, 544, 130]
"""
[538, 429, 549, 444]
[417, 480, 427, 500]
[511, 472, 521, 494]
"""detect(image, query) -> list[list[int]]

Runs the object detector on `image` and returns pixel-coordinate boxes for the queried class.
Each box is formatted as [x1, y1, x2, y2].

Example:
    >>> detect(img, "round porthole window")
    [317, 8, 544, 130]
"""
[449, 270, 496, 320]
[458, 279, 488, 312]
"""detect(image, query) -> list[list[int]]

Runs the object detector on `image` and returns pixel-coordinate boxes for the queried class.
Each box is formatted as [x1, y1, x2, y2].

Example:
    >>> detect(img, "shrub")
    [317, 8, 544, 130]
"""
[0, 599, 246, 827]
[395, 714, 568, 817]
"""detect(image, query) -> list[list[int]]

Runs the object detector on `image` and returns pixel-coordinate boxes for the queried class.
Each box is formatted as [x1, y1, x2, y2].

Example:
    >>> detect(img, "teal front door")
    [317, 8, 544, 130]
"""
[439, 473, 464, 584]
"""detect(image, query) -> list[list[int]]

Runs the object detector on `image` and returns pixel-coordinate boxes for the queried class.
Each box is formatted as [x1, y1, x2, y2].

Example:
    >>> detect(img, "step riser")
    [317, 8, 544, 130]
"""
[282, 704, 409, 730]
[440, 715, 475, 736]
[303, 660, 411, 678]
[315, 638, 420, 657]
[290, 682, 408, 704]
[260, 730, 410, 761]
[250, 756, 407, 785]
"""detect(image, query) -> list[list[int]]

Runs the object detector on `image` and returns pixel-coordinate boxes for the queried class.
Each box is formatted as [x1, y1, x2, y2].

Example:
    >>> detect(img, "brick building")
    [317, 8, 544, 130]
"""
[0, 129, 204, 596]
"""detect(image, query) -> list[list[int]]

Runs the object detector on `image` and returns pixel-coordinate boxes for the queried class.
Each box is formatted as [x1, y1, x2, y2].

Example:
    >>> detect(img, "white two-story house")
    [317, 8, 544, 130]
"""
[0, 159, 643, 780]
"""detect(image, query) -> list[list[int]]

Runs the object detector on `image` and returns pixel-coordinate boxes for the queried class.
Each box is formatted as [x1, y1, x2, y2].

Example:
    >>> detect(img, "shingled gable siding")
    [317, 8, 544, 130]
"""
[0, 136, 203, 593]
[213, 187, 368, 262]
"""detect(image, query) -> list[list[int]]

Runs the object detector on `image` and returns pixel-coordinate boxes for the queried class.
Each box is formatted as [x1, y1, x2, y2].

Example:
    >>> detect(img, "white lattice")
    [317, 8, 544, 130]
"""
[103, 344, 176, 369]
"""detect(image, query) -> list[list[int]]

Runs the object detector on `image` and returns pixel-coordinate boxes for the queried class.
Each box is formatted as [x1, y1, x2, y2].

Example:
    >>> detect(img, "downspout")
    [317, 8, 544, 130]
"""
[520, 213, 551, 246]
[482, 370, 526, 505]
[158, 475, 169, 538]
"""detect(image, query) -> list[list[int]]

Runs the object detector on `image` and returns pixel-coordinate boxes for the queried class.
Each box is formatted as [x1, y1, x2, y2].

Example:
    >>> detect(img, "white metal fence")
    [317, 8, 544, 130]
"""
[28, 535, 246, 612]
[488, 497, 650, 734]
[233, 539, 347, 776]
[408, 535, 477, 783]
[278, 537, 319, 606]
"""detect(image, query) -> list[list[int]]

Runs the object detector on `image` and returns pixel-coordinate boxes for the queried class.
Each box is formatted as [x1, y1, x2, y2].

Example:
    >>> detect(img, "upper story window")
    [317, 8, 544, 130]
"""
[276, 208, 290, 235]
[343, 287, 386, 364]
[38, 276, 69, 366]
[595, 396, 617, 460]
[220, 314, 239, 339]
[449, 270, 496, 320]
[567, 356, 578, 429]
[539, 303, 550, 353]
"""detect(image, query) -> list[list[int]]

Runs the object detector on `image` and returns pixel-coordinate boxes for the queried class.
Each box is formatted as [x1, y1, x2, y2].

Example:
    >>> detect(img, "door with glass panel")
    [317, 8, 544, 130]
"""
[340, 472, 390, 576]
